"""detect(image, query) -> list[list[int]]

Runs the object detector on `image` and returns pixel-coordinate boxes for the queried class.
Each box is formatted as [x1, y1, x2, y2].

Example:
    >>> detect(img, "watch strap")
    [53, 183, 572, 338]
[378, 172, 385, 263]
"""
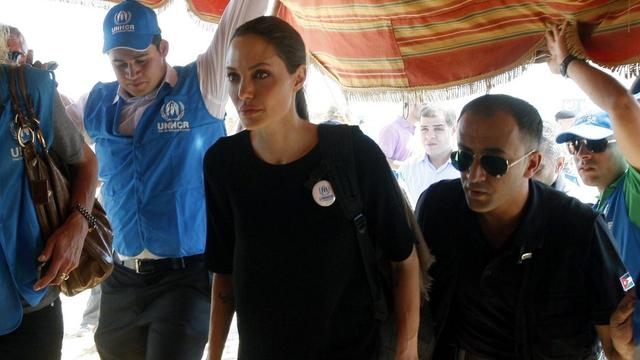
[560, 54, 577, 77]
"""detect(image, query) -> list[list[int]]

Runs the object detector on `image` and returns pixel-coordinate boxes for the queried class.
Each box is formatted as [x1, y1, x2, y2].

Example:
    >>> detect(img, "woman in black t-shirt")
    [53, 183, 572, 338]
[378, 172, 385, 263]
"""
[204, 16, 420, 360]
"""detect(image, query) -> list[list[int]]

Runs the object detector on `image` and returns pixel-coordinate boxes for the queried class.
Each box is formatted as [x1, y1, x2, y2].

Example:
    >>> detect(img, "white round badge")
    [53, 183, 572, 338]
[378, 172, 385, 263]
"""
[312, 180, 336, 207]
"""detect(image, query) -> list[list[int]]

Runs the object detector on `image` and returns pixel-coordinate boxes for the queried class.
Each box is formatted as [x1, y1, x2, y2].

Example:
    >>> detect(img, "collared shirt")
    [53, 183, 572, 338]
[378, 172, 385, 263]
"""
[116, 66, 178, 135]
[65, 0, 268, 259]
[377, 116, 415, 161]
[417, 179, 629, 359]
[399, 154, 459, 209]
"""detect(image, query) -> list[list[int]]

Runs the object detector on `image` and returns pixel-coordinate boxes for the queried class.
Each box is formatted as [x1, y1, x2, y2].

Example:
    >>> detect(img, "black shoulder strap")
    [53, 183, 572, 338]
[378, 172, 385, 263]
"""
[317, 124, 388, 321]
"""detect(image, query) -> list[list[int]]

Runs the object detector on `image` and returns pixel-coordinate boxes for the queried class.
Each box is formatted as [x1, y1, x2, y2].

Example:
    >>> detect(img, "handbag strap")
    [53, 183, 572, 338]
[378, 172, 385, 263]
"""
[17, 65, 40, 124]
[7, 65, 28, 129]
[8, 65, 52, 209]
[7, 65, 46, 149]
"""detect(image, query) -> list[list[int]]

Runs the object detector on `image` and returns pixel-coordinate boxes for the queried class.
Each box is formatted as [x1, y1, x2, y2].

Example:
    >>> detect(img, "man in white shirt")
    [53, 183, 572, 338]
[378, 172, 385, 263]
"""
[399, 105, 459, 209]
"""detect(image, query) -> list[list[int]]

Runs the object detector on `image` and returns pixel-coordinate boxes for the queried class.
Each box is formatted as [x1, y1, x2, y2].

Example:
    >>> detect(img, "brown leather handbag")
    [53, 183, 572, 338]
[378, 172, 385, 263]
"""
[7, 65, 113, 296]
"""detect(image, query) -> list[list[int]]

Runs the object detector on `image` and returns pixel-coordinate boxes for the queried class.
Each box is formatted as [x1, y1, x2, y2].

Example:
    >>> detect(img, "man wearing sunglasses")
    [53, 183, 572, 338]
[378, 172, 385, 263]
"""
[555, 113, 632, 210]
[416, 93, 633, 359]
[548, 24, 640, 288]
[548, 23, 640, 349]
[533, 121, 598, 204]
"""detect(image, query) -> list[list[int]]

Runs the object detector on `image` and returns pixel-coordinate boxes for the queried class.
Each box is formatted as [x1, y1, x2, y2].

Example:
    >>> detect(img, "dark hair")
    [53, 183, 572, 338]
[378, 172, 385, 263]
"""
[232, 16, 309, 120]
[459, 94, 542, 147]
[151, 35, 162, 50]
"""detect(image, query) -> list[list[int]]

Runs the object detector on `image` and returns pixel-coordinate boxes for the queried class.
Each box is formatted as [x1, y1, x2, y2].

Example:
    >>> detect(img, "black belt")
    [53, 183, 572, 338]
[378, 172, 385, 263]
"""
[114, 254, 204, 274]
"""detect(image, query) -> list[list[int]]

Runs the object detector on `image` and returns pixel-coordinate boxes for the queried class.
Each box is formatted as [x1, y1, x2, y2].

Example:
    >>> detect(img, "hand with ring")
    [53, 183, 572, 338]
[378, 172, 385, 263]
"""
[33, 211, 89, 291]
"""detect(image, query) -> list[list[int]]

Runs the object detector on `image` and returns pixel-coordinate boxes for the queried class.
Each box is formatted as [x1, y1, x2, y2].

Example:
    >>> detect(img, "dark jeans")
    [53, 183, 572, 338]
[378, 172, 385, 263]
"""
[95, 260, 211, 360]
[0, 298, 63, 360]
[80, 285, 101, 328]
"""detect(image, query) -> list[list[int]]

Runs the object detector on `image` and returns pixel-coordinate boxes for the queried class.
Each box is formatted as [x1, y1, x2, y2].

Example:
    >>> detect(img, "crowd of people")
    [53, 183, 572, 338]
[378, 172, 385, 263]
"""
[1, 1, 639, 360]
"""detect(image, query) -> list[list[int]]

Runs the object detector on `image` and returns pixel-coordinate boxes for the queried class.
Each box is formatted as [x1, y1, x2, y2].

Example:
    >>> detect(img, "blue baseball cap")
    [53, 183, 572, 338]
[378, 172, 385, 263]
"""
[555, 112, 614, 143]
[102, 0, 161, 53]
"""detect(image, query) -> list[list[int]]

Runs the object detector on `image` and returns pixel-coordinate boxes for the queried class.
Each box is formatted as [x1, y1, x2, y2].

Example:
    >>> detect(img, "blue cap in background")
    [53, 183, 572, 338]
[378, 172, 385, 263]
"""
[555, 112, 614, 143]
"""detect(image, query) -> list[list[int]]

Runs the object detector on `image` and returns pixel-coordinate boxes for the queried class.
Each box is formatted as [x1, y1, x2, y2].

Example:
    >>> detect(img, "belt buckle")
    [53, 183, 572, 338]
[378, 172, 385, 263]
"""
[134, 259, 144, 274]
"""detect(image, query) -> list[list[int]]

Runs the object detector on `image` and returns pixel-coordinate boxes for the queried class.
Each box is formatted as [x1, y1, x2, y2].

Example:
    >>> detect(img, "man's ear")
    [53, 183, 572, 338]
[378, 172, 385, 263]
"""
[159, 39, 169, 58]
[293, 64, 307, 92]
[555, 156, 565, 174]
[524, 151, 542, 178]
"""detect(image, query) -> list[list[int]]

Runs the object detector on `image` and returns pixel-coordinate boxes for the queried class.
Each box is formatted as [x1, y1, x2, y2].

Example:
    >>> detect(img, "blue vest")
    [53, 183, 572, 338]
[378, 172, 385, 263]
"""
[84, 63, 225, 257]
[0, 65, 55, 335]
[601, 175, 640, 342]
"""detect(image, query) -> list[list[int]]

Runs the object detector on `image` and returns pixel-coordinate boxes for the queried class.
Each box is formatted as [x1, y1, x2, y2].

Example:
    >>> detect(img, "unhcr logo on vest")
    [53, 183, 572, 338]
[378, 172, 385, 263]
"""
[158, 100, 190, 133]
[112, 10, 134, 34]
[10, 146, 22, 160]
[8, 121, 22, 160]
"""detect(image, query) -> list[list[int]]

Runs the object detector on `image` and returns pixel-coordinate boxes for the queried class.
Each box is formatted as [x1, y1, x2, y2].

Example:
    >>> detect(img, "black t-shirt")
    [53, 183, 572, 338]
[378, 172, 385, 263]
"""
[204, 127, 414, 360]
[417, 179, 629, 359]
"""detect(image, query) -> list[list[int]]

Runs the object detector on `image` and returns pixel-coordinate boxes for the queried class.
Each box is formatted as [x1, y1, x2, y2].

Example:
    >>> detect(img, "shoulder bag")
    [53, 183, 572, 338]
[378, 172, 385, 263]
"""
[7, 65, 113, 297]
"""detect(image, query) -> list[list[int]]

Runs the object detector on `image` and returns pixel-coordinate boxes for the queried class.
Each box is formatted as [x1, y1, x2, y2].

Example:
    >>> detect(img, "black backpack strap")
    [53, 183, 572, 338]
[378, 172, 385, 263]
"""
[317, 124, 388, 321]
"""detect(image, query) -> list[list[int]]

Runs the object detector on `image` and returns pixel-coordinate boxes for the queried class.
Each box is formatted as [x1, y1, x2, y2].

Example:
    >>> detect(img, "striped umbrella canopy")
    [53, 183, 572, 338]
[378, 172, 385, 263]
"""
[278, 0, 640, 101]
[98, 0, 228, 22]
[64, 0, 640, 100]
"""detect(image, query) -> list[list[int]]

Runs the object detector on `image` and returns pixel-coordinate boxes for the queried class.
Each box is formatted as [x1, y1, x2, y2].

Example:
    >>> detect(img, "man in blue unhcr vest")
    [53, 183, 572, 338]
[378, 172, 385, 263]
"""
[65, 1, 269, 359]
[0, 27, 99, 359]
[547, 24, 640, 347]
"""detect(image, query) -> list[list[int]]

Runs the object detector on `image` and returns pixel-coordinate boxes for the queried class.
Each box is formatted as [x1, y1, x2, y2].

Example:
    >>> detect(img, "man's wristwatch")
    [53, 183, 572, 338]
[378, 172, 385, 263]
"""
[560, 54, 578, 78]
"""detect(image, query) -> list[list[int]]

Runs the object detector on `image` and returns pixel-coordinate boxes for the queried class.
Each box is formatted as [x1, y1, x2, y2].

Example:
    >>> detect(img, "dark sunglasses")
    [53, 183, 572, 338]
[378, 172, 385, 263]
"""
[451, 149, 535, 178]
[7, 50, 24, 63]
[566, 138, 616, 155]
